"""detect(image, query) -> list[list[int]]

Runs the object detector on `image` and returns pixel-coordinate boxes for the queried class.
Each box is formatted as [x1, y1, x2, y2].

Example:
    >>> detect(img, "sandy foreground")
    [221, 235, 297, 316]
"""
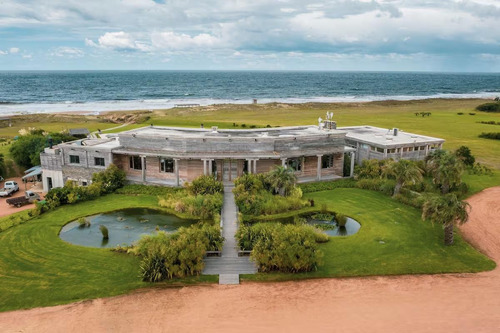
[1, 187, 500, 332]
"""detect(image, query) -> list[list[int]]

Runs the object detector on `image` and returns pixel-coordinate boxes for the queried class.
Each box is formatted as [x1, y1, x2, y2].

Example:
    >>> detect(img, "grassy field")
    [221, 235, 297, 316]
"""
[102, 99, 500, 168]
[0, 194, 216, 312]
[242, 188, 495, 282]
[0, 188, 493, 311]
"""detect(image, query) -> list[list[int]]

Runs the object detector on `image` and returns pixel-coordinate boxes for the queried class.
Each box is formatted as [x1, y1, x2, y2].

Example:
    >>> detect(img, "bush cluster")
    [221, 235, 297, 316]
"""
[33, 165, 126, 215]
[476, 102, 500, 112]
[233, 171, 309, 216]
[236, 223, 325, 273]
[478, 121, 500, 126]
[158, 176, 224, 220]
[299, 178, 356, 193]
[479, 132, 500, 140]
[135, 223, 223, 282]
[186, 175, 224, 195]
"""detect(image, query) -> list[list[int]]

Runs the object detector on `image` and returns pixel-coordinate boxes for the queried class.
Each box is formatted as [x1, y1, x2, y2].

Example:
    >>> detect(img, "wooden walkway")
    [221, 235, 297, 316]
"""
[202, 185, 257, 284]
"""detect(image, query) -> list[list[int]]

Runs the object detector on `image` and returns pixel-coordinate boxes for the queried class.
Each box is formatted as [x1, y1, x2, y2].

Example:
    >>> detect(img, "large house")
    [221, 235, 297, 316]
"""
[40, 121, 444, 192]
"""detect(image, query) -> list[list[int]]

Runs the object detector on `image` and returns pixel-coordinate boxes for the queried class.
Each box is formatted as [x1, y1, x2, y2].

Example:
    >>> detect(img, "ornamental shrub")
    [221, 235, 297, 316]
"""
[186, 175, 224, 195]
[240, 223, 324, 273]
[136, 223, 223, 281]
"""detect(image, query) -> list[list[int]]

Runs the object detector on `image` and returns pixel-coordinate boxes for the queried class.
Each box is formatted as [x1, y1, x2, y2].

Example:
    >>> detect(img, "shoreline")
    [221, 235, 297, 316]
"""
[1, 96, 497, 118]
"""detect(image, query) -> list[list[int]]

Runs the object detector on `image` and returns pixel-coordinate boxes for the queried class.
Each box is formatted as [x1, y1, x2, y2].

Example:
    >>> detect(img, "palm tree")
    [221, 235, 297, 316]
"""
[382, 159, 423, 196]
[422, 193, 470, 245]
[426, 150, 463, 194]
[266, 166, 297, 196]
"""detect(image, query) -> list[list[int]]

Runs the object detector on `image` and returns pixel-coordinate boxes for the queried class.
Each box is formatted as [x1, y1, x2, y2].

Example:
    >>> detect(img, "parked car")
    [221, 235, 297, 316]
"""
[6, 191, 40, 207]
[0, 181, 20, 197]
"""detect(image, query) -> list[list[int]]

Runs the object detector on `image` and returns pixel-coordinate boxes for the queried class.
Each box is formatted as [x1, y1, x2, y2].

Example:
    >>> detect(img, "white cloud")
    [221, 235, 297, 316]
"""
[0, 50, 8, 55]
[9, 47, 20, 53]
[151, 32, 225, 50]
[87, 31, 151, 51]
[51, 46, 84, 58]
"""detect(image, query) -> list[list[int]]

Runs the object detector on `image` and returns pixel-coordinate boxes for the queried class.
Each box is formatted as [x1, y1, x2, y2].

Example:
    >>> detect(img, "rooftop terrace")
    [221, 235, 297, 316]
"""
[119, 125, 344, 139]
[340, 126, 444, 147]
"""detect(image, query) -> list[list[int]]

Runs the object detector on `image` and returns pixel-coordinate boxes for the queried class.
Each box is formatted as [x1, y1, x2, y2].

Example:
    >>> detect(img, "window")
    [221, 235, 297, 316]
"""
[287, 158, 302, 172]
[160, 158, 174, 173]
[388, 148, 399, 154]
[322, 155, 334, 169]
[94, 157, 105, 167]
[69, 155, 80, 164]
[129, 156, 142, 170]
[82, 181, 88, 186]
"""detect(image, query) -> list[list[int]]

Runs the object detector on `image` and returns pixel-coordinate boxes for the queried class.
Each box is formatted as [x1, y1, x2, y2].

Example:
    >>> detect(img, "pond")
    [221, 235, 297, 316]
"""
[59, 208, 198, 248]
[250, 212, 361, 237]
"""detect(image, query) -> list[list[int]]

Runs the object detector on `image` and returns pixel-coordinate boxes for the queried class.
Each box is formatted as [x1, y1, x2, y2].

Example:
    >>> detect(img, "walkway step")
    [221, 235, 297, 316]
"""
[219, 274, 239, 285]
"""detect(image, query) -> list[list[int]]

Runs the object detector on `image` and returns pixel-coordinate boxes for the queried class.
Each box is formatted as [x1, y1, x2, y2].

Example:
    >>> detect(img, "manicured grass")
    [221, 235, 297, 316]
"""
[242, 188, 495, 282]
[0, 194, 216, 312]
[462, 170, 500, 196]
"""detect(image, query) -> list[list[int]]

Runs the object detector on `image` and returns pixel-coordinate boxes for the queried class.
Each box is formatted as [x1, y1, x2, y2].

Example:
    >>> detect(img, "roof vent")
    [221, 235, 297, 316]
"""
[393, 128, 399, 136]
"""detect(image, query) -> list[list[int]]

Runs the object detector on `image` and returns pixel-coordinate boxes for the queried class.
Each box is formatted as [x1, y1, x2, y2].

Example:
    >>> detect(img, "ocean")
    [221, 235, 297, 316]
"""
[0, 71, 498, 115]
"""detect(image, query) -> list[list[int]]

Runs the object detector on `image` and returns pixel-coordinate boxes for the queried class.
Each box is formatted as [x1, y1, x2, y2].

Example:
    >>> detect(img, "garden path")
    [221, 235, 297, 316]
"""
[201, 185, 257, 283]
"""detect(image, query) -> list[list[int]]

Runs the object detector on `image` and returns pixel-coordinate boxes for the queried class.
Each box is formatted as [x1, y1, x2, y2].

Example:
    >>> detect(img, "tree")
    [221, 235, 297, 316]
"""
[422, 194, 470, 245]
[382, 159, 423, 196]
[266, 166, 297, 196]
[0, 153, 5, 177]
[9, 131, 76, 169]
[426, 150, 464, 194]
[455, 146, 475, 167]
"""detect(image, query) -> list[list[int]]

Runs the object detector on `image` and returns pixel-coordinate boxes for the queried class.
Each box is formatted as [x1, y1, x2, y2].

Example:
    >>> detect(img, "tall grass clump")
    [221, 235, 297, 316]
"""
[99, 225, 109, 240]
[135, 223, 223, 282]
[237, 223, 325, 273]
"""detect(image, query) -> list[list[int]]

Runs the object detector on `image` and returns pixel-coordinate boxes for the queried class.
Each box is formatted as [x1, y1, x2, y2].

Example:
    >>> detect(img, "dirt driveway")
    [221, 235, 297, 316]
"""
[0, 177, 44, 217]
[0, 187, 499, 333]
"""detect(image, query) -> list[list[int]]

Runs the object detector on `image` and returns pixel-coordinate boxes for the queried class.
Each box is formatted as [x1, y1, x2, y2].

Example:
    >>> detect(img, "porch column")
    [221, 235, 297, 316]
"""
[202, 159, 207, 175]
[350, 152, 356, 178]
[281, 158, 287, 167]
[425, 145, 429, 156]
[141, 156, 146, 182]
[253, 159, 258, 174]
[316, 155, 323, 181]
[174, 158, 180, 186]
[301, 156, 305, 175]
[383, 148, 388, 159]
[400, 147, 404, 159]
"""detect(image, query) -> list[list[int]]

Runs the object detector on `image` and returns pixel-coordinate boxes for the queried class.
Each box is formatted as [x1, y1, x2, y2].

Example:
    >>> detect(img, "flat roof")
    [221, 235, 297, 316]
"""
[60, 138, 120, 149]
[119, 125, 345, 139]
[339, 126, 444, 147]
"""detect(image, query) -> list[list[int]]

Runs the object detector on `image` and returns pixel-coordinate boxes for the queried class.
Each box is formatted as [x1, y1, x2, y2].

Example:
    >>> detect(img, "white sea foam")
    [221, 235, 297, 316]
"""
[0, 92, 498, 116]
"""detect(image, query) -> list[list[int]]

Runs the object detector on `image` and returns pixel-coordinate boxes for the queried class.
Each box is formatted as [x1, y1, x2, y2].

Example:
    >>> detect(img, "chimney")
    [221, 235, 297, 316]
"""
[48, 137, 53, 149]
[393, 128, 399, 136]
[212, 126, 218, 133]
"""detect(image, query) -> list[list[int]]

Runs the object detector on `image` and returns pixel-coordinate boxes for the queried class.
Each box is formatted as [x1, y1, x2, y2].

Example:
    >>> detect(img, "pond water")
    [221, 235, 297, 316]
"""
[307, 216, 361, 237]
[59, 208, 197, 248]
[251, 212, 361, 237]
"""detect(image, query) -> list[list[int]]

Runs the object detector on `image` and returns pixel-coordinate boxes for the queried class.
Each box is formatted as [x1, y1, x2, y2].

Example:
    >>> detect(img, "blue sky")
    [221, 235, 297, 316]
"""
[0, 0, 499, 71]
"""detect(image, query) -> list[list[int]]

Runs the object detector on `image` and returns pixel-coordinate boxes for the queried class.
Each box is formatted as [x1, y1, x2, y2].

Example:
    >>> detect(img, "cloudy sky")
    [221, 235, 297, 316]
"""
[0, 0, 499, 71]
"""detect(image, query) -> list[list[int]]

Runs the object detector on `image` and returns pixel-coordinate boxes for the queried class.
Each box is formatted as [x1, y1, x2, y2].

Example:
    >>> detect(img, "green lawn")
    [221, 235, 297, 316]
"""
[242, 188, 495, 282]
[0, 194, 216, 312]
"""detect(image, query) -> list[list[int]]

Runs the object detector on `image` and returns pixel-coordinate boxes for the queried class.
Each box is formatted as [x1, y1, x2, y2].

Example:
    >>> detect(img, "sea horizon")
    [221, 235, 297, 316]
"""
[0, 70, 498, 116]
